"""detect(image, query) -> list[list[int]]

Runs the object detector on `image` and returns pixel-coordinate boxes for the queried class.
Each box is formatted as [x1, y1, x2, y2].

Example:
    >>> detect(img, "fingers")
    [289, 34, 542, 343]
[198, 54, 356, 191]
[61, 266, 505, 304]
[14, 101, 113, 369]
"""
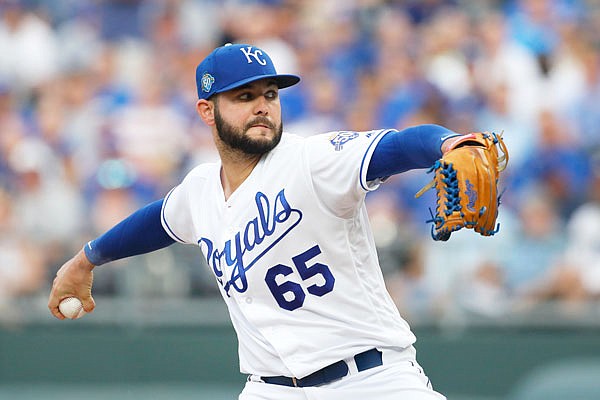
[48, 295, 95, 320]
[48, 302, 66, 320]
[48, 292, 95, 319]
[48, 277, 65, 319]
[48, 249, 96, 320]
[81, 296, 96, 313]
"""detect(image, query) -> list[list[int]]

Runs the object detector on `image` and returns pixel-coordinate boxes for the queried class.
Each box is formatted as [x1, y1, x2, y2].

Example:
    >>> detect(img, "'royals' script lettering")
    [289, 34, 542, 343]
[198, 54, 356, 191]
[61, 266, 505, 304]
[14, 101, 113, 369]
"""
[198, 189, 302, 295]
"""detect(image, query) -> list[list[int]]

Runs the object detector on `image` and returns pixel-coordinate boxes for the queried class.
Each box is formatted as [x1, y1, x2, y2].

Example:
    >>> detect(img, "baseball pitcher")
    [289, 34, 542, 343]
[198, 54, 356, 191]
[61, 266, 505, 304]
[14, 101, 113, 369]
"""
[49, 43, 507, 400]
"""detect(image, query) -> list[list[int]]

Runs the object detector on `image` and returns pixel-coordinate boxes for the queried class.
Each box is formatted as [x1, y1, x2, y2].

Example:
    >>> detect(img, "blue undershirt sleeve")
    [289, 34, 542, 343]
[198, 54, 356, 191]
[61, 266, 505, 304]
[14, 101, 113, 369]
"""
[84, 198, 176, 266]
[366, 124, 459, 181]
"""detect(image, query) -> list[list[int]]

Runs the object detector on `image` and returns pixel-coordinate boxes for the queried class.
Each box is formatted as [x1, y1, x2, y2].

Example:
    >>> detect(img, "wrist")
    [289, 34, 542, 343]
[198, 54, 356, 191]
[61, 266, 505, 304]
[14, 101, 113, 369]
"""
[441, 133, 477, 154]
[80, 244, 97, 270]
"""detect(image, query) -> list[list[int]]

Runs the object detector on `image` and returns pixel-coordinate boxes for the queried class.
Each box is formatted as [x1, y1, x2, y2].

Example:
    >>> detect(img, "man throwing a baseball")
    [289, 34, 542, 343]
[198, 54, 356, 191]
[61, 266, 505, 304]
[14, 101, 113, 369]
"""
[49, 43, 507, 399]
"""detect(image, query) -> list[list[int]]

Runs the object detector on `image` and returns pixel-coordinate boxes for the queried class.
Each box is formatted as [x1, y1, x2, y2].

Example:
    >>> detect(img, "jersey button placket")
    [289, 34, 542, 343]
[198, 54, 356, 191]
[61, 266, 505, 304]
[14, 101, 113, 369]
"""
[223, 202, 234, 235]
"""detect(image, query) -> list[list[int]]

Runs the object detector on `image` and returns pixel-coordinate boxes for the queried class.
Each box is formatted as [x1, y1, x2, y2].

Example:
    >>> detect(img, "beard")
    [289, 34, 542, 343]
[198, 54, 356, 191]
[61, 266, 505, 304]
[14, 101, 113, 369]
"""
[214, 103, 283, 155]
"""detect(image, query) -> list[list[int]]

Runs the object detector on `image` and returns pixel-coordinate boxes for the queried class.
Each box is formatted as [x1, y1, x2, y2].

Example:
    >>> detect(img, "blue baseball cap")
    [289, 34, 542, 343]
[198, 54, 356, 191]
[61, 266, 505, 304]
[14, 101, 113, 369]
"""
[196, 43, 300, 100]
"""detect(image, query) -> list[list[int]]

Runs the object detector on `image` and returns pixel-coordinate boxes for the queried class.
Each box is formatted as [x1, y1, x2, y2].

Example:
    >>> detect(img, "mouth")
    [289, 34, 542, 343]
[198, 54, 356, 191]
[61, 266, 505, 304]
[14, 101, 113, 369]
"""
[247, 118, 274, 130]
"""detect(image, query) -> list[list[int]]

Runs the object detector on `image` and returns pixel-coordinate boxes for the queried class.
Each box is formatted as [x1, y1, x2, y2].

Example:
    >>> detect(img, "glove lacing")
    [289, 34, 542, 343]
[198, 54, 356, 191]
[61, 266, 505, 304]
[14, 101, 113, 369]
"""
[419, 160, 463, 241]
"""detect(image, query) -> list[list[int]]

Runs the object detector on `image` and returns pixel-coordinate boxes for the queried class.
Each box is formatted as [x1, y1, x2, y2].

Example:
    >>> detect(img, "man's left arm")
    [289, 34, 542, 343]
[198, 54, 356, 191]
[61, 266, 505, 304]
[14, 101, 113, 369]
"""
[366, 124, 460, 180]
[370, 126, 510, 241]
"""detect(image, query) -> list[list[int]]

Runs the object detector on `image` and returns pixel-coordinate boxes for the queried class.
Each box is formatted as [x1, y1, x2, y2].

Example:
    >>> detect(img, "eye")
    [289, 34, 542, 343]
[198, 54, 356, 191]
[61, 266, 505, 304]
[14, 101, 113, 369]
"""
[265, 90, 278, 100]
[238, 92, 253, 101]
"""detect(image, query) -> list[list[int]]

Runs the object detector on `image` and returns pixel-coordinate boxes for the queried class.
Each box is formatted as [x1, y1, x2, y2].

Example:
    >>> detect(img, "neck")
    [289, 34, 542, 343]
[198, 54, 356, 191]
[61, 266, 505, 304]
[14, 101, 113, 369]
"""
[217, 143, 262, 201]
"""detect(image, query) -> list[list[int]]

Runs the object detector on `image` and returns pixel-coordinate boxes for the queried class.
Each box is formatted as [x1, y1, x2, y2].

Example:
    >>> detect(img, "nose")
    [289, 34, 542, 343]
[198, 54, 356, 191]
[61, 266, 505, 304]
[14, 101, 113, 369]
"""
[253, 95, 270, 115]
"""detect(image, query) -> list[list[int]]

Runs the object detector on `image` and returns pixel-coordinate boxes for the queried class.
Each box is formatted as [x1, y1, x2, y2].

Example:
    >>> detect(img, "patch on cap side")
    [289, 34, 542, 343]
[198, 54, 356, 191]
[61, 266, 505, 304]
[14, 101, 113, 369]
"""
[201, 72, 215, 93]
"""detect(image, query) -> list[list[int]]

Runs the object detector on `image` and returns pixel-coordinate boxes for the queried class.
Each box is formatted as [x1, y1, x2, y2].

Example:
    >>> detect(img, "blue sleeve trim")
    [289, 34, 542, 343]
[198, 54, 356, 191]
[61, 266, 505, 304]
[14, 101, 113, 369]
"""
[84, 198, 175, 266]
[366, 124, 458, 181]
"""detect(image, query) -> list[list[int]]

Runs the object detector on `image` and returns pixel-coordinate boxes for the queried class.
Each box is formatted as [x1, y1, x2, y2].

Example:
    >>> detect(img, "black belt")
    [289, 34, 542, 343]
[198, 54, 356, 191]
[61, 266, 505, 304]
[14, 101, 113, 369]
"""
[259, 348, 383, 387]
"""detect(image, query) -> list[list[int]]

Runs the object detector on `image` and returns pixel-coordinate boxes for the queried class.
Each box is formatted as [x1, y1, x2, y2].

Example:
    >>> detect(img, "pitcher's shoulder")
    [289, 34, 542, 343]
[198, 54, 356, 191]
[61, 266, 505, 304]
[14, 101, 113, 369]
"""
[182, 161, 220, 181]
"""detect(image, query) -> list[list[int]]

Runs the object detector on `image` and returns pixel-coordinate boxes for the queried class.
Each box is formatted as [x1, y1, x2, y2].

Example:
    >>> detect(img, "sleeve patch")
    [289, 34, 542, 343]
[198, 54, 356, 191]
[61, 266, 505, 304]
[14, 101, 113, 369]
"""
[329, 131, 359, 151]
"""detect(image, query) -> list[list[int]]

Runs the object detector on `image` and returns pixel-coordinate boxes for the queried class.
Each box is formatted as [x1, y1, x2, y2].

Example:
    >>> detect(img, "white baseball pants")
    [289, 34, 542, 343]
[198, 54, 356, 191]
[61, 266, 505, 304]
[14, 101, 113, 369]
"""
[239, 346, 446, 400]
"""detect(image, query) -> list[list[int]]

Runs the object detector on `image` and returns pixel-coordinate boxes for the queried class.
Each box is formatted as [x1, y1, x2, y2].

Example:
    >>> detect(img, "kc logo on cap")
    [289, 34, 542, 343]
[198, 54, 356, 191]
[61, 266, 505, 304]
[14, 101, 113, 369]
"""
[240, 46, 268, 66]
[195, 43, 300, 100]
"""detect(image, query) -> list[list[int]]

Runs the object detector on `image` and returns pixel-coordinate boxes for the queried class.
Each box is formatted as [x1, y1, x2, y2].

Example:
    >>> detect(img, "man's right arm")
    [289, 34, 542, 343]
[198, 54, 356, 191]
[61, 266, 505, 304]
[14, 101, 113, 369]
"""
[84, 198, 175, 266]
[48, 198, 176, 319]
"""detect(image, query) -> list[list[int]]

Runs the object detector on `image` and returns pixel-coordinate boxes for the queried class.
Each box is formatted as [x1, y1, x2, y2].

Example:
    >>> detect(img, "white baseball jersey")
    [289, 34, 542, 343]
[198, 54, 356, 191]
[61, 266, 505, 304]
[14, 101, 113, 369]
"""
[161, 130, 416, 379]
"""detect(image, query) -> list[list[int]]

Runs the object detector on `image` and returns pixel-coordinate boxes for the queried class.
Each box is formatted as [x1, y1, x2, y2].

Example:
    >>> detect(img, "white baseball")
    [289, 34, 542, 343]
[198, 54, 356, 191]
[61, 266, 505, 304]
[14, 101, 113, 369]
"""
[59, 297, 87, 319]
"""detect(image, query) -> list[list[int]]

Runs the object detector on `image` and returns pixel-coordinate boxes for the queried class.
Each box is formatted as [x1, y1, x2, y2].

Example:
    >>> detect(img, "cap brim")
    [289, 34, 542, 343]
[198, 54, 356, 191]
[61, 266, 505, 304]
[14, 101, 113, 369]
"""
[217, 74, 301, 94]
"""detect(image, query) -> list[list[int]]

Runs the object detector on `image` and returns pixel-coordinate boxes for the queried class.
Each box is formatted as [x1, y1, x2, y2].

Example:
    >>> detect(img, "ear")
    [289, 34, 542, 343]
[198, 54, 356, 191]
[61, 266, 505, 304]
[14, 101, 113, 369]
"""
[196, 99, 215, 126]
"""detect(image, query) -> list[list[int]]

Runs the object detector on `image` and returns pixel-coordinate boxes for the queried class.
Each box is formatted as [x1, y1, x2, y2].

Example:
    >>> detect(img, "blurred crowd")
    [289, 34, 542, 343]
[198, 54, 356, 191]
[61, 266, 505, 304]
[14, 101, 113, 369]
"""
[1, 0, 600, 324]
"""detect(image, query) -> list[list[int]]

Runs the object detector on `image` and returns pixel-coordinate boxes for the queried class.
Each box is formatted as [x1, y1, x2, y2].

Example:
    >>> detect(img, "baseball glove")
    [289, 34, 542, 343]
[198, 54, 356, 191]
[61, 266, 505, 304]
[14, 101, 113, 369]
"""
[415, 132, 509, 241]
